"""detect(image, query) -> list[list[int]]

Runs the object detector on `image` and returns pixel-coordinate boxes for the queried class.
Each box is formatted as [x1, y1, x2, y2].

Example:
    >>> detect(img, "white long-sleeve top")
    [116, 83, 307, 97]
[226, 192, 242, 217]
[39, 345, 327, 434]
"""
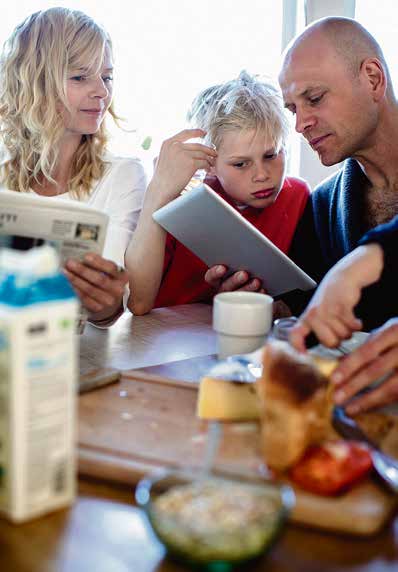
[0, 154, 147, 327]
[45, 155, 147, 267]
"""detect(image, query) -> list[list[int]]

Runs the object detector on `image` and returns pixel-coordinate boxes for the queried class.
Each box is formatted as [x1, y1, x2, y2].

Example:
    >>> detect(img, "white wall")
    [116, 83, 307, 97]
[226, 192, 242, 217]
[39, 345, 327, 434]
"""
[296, 0, 356, 188]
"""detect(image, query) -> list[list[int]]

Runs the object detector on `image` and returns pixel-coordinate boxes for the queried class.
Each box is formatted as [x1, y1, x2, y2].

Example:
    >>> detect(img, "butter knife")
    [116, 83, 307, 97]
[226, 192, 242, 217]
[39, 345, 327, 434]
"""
[332, 406, 398, 494]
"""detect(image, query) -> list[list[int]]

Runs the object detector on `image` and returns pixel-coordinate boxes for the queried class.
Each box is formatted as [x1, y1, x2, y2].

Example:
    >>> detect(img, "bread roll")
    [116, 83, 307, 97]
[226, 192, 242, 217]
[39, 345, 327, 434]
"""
[257, 341, 337, 471]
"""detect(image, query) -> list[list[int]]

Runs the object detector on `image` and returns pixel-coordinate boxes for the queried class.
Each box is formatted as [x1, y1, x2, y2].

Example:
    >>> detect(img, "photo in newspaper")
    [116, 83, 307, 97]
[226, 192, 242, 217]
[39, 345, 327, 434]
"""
[0, 190, 108, 264]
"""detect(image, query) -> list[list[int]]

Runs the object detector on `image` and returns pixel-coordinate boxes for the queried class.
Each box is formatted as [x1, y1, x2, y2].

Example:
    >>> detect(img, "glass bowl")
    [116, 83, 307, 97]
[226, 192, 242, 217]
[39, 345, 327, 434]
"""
[135, 469, 295, 570]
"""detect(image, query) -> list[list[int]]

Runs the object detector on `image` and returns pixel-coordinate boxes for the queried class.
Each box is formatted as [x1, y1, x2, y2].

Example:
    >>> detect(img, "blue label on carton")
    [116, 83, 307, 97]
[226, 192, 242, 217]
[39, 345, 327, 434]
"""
[0, 273, 76, 307]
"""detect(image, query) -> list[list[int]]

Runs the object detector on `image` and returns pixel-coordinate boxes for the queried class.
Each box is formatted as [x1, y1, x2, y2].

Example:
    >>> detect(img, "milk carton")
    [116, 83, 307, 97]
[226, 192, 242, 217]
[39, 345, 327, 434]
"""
[0, 245, 78, 522]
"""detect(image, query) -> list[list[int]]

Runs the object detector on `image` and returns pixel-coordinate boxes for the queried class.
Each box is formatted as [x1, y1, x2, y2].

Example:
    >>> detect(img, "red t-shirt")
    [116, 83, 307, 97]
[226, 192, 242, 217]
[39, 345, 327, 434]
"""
[154, 176, 310, 308]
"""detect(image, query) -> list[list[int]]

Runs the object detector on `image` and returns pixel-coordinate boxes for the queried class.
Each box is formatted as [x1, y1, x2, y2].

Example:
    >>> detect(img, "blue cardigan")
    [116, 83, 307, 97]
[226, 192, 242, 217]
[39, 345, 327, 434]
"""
[286, 159, 397, 330]
[289, 159, 369, 280]
[357, 214, 398, 328]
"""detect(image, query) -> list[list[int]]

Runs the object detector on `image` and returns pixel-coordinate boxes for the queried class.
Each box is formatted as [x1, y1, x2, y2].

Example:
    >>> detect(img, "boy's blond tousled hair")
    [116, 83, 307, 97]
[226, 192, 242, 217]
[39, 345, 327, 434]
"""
[188, 70, 290, 151]
[0, 7, 116, 197]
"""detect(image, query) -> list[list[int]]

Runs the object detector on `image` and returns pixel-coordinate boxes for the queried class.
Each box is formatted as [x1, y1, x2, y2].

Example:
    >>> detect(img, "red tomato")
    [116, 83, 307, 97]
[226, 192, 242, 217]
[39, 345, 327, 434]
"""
[289, 441, 373, 496]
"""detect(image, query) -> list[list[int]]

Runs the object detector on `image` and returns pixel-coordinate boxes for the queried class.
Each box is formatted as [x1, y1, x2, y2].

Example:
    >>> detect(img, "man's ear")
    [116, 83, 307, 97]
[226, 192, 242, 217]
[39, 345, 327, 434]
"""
[360, 58, 387, 101]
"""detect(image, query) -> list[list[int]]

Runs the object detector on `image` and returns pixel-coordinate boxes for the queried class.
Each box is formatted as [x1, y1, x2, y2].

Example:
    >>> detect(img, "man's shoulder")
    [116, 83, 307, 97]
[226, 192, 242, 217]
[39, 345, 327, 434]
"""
[313, 166, 344, 196]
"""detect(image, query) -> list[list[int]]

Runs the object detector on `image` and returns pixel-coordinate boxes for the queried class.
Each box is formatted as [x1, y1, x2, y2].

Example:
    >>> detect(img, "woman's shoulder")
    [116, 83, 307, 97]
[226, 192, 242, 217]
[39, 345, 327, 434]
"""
[96, 154, 147, 196]
[87, 154, 146, 206]
[103, 153, 146, 180]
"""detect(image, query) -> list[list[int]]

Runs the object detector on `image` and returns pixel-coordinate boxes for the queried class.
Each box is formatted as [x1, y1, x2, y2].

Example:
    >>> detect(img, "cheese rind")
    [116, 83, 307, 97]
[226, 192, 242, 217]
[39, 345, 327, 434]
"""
[197, 377, 260, 420]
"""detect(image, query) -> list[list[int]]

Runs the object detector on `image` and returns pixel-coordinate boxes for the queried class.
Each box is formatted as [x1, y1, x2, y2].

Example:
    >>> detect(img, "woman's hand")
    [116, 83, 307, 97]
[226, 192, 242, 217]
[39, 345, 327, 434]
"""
[64, 252, 128, 324]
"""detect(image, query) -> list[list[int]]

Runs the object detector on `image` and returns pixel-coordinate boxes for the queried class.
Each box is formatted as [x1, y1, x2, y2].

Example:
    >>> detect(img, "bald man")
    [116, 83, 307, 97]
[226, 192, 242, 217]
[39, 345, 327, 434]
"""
[204, 18, 398, 413]
[207, 17, 397, 331]
[280, 17, 398, 414]
[278, 17, 397, 326]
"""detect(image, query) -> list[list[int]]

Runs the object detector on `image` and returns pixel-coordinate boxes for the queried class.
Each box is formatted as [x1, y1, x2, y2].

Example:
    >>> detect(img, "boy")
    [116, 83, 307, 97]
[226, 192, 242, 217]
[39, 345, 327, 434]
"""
[126, 71, 310, 314]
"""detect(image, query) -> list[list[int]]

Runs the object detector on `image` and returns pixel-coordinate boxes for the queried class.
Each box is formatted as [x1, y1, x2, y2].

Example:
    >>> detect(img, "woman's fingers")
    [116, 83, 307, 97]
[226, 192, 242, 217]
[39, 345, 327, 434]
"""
[64, 254, 128, 312]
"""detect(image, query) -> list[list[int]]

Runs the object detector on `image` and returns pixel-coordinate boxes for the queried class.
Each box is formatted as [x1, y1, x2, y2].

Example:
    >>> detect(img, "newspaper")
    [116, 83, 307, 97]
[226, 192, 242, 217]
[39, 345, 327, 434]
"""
[0, 189, 108, 264]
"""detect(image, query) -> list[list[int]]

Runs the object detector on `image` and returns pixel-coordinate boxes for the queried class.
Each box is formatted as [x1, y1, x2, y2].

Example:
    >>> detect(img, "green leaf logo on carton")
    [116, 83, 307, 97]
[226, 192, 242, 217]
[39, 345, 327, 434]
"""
[59, 318, 73, 330]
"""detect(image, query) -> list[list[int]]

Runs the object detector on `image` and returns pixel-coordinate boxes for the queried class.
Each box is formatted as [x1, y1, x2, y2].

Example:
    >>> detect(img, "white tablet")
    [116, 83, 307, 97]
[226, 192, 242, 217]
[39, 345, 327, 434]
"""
[153, 183, 316, 297]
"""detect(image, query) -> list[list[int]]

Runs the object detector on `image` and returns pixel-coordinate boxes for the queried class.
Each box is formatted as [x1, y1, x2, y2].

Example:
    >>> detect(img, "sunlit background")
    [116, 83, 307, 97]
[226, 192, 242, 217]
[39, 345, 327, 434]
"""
[0, 1, 396, 180]
[355, 1, 398, 87]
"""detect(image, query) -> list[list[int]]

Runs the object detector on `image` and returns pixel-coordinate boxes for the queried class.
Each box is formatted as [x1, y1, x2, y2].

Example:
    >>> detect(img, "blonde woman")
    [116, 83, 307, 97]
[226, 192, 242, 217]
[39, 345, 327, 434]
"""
[0, 7, 146, 326]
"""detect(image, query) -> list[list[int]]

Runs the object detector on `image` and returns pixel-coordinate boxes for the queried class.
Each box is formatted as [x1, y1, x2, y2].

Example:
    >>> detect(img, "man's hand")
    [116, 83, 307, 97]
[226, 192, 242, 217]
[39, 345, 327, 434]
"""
[204, 264, 264, 293]
[290, 245, 383, 351]
[331, 318, 398, 414]
[64, 253, 128, 323]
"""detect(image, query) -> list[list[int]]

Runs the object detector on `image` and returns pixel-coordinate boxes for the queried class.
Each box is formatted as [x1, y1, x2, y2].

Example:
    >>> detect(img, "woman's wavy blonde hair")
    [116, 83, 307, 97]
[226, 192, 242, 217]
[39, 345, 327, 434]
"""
[0, 7, 117, 197]
[188, 70, 290, 152]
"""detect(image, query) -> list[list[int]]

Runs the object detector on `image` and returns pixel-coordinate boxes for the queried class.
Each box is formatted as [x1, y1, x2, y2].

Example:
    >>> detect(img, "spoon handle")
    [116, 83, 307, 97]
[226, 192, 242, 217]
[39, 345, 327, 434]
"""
[201, 421, 222, 477]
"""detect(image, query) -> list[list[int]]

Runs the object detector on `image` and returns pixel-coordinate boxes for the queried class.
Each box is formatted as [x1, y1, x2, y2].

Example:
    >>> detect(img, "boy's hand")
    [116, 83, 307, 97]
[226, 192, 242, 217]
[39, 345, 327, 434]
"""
[150, 129, 217, 206]
[64, 253, 128, 322]
[205, 264, 264, 293]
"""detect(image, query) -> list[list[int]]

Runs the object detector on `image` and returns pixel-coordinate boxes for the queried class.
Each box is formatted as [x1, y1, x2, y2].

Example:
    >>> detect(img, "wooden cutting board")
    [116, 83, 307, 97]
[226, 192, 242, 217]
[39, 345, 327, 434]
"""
[78, 370, 397, 536]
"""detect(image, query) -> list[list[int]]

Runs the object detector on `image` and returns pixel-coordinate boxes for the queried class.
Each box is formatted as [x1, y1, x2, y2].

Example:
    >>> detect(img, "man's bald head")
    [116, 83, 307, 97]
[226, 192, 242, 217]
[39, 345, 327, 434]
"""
[283, 17, 392, 95]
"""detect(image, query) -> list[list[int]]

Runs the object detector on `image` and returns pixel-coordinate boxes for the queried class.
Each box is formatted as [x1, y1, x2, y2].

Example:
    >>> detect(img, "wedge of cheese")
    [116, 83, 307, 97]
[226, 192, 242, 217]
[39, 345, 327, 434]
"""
[197, 377, 260, 421]
[312, 354, 339, 378]
[196, 353, 338, 422]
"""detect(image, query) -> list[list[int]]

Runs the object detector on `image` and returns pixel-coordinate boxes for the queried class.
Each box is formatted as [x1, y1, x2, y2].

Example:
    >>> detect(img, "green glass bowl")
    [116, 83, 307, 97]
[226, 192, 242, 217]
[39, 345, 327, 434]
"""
[135, 469, 295, 570]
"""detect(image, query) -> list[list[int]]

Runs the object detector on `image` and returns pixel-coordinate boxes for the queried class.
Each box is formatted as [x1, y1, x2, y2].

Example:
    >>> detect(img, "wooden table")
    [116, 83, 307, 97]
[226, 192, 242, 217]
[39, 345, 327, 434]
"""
[80, 304, 217, 373]
[1, 477, 397, 572]
[1, 305, 398, 572]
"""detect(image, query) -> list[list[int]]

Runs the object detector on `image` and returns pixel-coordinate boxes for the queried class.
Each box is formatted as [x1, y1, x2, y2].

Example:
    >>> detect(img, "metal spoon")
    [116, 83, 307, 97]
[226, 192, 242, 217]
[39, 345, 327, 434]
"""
[207, 347, 264, 383]
[333, 406, 398, 494]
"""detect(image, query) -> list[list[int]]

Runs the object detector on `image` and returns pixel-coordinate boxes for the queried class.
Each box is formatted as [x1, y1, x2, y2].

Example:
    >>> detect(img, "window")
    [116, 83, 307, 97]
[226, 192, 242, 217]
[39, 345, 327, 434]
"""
[355, 1, 398, 92]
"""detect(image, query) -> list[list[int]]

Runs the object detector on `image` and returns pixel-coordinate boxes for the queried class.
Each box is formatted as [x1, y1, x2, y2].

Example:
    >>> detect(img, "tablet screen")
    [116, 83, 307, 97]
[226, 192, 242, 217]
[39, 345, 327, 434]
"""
[153, 184, 316, 297]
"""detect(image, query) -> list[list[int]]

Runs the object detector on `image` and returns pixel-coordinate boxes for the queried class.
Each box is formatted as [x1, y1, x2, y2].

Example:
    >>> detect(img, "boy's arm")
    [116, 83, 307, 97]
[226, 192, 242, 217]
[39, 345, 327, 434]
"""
[125, 129, 217, 315]
[125, 182, 170, 315]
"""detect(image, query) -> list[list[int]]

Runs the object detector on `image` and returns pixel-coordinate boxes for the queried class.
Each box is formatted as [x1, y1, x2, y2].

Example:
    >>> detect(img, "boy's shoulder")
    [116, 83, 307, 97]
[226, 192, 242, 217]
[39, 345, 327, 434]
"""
[283, 176, 311, 195]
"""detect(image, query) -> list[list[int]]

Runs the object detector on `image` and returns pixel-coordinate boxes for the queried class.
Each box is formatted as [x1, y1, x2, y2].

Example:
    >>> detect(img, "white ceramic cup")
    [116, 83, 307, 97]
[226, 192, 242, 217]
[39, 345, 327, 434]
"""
[213, 291, 273, 359]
